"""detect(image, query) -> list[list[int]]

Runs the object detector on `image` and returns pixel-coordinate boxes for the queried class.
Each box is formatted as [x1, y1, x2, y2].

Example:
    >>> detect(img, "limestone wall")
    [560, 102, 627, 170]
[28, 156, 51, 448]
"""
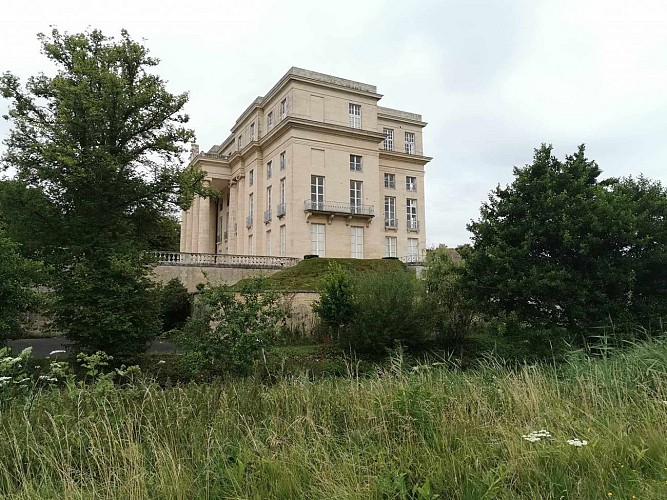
[152, 264, 281, 292]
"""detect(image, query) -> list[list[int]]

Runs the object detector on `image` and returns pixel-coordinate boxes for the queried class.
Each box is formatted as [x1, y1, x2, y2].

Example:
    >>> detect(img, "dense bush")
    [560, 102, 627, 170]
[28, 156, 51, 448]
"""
[156, 278, 192, 333]
[177, 278, 286, 377]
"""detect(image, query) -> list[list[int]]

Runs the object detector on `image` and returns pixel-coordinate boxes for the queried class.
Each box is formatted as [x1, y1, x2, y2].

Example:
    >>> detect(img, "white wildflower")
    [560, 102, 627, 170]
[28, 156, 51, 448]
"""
[38, 375, 59, 382]
[49, 350, 66, 356]
[566, 438, 588, 447]
[157, 360, 166, 365]
[522, 429, 552, 442]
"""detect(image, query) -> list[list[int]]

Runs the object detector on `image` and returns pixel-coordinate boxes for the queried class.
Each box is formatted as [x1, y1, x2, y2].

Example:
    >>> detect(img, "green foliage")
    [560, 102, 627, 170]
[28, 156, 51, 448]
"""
[312, 262, 355, 338]
[465, 144, 667, 343]
[145, 214, 182, 252]
[421, 247, 474, 346]
[156, 278, 192, 333]
[0, 28, 216, 359]
[178, 278, 286, 377]
[0, 230, 41, 343]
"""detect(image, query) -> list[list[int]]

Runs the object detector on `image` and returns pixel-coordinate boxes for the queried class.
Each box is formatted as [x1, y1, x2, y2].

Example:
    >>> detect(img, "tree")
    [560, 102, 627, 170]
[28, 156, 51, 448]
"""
[465, 144, 638, 341]
[312, 262, 355, 340]
[0, 229, 41, 343]
[0, 29, 212, 359]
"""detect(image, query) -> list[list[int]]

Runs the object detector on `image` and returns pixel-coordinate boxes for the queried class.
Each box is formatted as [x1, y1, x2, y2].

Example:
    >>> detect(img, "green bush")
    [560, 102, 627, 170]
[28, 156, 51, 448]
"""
[177, 278, 286, 377]
[312, 262, 355, 341]
[156, 278, 192, 334]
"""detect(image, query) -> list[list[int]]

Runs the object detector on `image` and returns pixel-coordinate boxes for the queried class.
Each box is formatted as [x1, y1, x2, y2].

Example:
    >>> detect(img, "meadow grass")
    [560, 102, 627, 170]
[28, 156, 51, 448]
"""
[1, 341, 666, 499]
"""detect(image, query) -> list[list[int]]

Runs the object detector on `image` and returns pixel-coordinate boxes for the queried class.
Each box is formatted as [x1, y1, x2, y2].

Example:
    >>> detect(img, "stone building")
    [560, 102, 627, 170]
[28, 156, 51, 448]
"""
[180, 67, 431, 260]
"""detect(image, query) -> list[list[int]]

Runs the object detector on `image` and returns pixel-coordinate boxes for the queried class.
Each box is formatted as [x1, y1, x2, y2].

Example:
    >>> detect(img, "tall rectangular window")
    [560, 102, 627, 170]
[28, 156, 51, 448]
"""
[237, 135, 243, 150]
[407, 238, 419, 262]
[280, 98, 287, 119]
[311, 175, 324, 210]
[267, 112, 273, 130]
[384, 196, 396, 227]
[265, 186, 272, 223]
[349, 103, 361, 129]
[279, 151, 286, 170]
[385, 236, 397, 257]
[249, 169, 254, 187]
[248, 235, 254, 255]
[311, 223, 325, 257]
[266, 230, 272, 256]
[406, 176, 417, 191]
[407, 198, 418, 230]
[247, 193, 254, 227]
[349, 154, 362, 172]
[383, 128, 394, 151]
[350, 226, 364, 259]
[280, 225, 286, 257]
[405, 132, 415, 154]
[267, 160, 273, 179]
[384, 173, 395, 189]
[350, 180, 362, 214]
[250, 122, 255, 141]
[278, 177, 286, 216]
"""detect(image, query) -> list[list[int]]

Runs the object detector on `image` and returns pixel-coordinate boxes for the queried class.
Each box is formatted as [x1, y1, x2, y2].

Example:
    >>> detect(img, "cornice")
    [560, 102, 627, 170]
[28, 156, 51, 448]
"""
[379, 150, 433, 165]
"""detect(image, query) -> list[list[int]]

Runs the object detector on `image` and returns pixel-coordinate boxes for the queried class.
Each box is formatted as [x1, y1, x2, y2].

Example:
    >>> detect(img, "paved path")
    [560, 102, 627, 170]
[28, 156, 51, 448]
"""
[6, 338, 175, 357]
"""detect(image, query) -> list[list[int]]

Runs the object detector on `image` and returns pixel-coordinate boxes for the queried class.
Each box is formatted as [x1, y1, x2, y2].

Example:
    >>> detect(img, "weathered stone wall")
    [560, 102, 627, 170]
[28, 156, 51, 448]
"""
[152, 264, 281, 292]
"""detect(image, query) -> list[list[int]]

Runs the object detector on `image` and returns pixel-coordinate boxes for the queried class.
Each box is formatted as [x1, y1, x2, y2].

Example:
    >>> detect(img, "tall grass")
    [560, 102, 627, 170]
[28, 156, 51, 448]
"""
[1, 341, 666, 499]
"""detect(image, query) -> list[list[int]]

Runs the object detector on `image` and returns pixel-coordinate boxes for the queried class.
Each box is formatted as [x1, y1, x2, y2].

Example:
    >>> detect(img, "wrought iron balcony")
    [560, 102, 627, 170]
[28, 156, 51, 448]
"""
[407, 219, 420, 231]
[246, 215, 253, 228]
[385, 218, 398, 229]
[263, 209, 272, 223]
[277, 203, 286, 217]
[304, 200, 374, 217]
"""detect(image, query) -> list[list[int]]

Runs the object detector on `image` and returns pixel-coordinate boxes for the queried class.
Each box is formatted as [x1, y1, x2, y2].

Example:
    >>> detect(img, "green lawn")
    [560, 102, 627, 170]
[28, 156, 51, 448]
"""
[237, 257, 409, 291]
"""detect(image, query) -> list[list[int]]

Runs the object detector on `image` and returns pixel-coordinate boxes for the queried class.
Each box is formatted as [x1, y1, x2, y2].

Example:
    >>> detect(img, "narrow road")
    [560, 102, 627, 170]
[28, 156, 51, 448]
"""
[6, 338, 175, 357]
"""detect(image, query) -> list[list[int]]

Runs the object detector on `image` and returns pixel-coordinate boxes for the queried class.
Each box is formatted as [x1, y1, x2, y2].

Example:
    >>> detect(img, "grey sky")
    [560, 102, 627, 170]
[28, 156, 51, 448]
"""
[1, 0, 666, 246]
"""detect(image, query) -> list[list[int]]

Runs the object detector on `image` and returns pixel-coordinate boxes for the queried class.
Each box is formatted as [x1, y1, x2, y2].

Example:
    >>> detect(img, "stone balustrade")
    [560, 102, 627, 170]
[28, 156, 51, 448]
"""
[151, 251, 300, 269]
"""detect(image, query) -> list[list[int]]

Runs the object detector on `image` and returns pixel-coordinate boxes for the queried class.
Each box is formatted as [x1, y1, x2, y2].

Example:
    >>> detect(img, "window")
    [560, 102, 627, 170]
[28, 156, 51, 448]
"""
[311, 223, 325, 257]
[407, 198, 418, 231]
[248, 235, 254, 255]
[249, 169, 254, 187]
[279, 151, 286, 170]
[266, 230, 272, 256]
[264, 187, 272, 222]
[311, 175, 324, 210]
[349, 103, 361, 129]
[407, 238, 419, 262]
[267, 112, 273, 130]
[350, 180, 362, 214]
[267, 160, 273, 179]
[384, 173, 395, 189]
[406, 176, 417, 191]
[405, 132, 415, 154]
[350, 226, 364, 259]
[280, 225, 286, 257]
[384, 196, 396, 228]
[383, 128, 394, 151]
[237, 135, 243, 150]
[385, 236, 397, 257]
[280, 98, 287, 119]
[247, 193, 254, 227]
[250, 122, 255, 141]
[278, 178, 286, 216]
[349, 154, 362, 172]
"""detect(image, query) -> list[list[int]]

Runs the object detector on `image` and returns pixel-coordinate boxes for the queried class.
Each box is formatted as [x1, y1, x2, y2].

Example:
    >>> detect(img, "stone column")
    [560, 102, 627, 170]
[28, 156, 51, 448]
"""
[228, 180, 238, 254]
[184, 207, 193, 253]
[197, 182, 211, 253]
[190, 196, 200, 253]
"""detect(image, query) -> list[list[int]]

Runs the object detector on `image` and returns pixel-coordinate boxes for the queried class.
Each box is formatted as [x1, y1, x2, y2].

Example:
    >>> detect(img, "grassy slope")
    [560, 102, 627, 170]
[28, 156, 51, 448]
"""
[238, 257, 408, 291]
[1, 341, 667, 499]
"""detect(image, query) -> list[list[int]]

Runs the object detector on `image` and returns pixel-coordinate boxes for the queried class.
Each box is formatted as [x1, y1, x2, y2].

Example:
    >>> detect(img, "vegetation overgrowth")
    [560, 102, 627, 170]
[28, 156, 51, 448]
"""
[1, 340, 666, 499]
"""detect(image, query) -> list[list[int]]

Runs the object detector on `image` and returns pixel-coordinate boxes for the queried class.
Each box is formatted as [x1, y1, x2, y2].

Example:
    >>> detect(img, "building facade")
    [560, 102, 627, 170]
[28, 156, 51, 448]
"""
[180, 67, 431, 260]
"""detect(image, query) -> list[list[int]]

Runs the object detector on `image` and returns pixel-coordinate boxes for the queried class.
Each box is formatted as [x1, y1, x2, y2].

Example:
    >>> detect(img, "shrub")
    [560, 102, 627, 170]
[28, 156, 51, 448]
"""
[156, 278, 192, 333]
[312, 262, 355, 341]
[177, 278, 286, 377]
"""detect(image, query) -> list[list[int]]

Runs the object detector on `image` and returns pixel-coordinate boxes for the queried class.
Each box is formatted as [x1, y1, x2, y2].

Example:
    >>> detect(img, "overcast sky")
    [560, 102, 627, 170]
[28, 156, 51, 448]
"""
[1, 0, 666, 246]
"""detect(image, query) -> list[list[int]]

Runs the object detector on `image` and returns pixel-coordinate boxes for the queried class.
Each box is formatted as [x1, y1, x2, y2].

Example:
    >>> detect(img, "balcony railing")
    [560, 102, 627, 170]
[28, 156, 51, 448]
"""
[277, 203, 286, 217]
[246, 215, 253, 228]
[406, 183, 417, 192]
[385, 218, 398, 229]
[151, 251, 300, 269]
[263, 209, 272, 223]
[304, 200, 375, 217]
[407, 219, 420, 231]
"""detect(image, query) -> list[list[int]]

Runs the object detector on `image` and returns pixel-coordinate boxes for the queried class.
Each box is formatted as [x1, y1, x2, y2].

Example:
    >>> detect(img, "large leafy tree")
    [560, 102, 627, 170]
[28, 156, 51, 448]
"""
[465, 144, 644, 341]
[0, 29, 209, 359]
